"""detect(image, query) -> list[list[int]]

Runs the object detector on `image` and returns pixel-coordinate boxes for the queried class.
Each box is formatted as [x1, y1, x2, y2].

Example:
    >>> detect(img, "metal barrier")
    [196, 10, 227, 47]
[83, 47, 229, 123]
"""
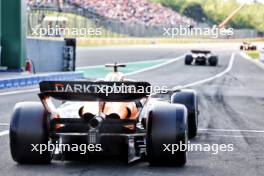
[27, 38, 76, 72]
[63, 38, 76, 71]
[260, 48, 264, 62]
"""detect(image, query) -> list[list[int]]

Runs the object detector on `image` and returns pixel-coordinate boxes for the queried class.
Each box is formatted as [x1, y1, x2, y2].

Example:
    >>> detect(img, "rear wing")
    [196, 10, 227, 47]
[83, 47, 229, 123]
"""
[105, 63, 126, 72]
[39, 81, 151, 102]
[191, 50, 211, 54]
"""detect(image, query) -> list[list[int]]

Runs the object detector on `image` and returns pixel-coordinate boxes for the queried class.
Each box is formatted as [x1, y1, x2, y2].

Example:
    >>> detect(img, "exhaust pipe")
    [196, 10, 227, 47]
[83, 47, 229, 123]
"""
[79, 106, 105, 128]
[89, 116, 104, 128]
[81, 112, 94, 121]
[79, 106, 95, 121]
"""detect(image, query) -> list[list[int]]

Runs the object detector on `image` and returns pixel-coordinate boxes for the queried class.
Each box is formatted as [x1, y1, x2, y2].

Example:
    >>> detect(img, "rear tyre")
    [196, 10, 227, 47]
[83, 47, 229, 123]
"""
[146, 102, 188, 166]
[171, 90, 198, 139]
[185, 55, 193, 65]
[10, 102, 51, 164]
[208, 56, 218, 66]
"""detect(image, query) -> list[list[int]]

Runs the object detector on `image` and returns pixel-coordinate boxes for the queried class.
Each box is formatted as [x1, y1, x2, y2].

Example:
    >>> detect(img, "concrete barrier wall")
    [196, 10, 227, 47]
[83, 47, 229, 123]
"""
[232, 29, 258, 39]
[27, 38, 65, 72]
[0, 71, 84, 89]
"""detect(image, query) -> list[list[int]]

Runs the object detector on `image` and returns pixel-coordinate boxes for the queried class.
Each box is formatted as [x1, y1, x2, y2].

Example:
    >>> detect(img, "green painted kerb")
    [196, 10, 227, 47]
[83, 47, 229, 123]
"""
[1, 0, 27, 70]
[77, 59, 168, 79]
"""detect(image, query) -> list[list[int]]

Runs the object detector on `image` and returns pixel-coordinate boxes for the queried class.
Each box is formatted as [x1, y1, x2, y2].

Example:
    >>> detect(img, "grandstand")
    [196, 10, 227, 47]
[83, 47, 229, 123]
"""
[26, 0, 196, 27]
[67, 0, 196, 26]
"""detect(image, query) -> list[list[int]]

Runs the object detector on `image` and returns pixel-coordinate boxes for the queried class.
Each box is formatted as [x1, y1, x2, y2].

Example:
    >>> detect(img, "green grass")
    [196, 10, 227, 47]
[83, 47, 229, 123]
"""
[149, 0, 264, 32]
[246, 51, 260, 59]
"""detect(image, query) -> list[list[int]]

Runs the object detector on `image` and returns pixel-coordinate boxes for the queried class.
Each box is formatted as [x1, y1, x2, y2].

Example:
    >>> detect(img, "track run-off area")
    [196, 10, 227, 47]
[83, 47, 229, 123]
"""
[0, 43, 264, 176]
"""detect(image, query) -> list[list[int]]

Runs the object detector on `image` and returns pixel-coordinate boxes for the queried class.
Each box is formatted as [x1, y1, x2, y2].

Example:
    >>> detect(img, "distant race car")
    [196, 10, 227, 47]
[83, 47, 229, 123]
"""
[240, 42, 257, 50]
[9, 63, 199, 166]
[185, 50, 218, 66]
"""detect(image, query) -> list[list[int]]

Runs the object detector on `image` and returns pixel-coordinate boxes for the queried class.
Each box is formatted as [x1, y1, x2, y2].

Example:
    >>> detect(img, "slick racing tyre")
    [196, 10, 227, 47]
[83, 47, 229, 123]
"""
[10, 102, 52, 164]
[185, 55, 193, 65]
[208, 56, 218, 66]
[171, 90, 199, 139]
[251, 46, 257, 50]
[146, 101, 188, 166]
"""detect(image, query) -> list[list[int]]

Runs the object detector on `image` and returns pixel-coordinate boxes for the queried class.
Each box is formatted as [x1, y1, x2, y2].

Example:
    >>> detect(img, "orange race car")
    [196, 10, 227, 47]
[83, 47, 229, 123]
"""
[9, 63, 199, 166]
[240, 42, 257, 50]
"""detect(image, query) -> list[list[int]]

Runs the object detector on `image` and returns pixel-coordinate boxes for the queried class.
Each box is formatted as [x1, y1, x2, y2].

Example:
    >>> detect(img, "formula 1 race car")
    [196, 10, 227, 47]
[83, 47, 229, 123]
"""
[9, 63, 199, 166]
[185, 50, 218, 66]
[240, 42, 257, 51]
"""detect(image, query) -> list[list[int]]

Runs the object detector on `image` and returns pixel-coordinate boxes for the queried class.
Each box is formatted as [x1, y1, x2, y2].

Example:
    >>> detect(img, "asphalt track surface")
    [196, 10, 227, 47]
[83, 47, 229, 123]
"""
[0, 43, 264, 176]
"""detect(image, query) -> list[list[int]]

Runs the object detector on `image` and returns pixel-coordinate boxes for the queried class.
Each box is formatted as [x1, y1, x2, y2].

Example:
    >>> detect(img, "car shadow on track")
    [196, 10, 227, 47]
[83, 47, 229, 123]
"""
[10, 157, 205, 176]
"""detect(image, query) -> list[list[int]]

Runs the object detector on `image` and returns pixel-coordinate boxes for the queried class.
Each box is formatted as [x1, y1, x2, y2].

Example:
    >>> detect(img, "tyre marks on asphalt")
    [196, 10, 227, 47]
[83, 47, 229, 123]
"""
[194, 53, 264, 175]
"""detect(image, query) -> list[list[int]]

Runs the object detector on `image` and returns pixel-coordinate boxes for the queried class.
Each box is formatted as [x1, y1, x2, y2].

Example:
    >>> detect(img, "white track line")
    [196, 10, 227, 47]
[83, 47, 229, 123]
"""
[201, 134, 262, 138]
[0, 88, 39, 97]
[173, 53, 236, 90]
[125, 55, 185, 76]
[0, 123, 9, 126]
[240, 52, 264, 70]
[199, 128, 264, 133]
[0, 130, 9, 137]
